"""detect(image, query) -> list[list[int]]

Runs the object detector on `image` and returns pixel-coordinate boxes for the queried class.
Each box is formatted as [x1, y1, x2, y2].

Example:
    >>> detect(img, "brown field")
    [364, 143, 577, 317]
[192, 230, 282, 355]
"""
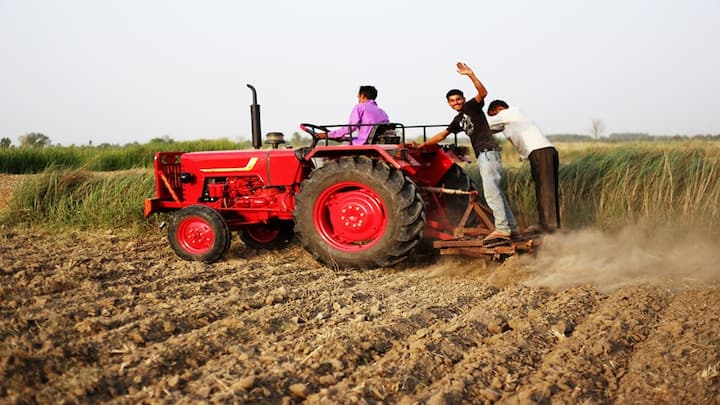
[1, 174, 719, 404]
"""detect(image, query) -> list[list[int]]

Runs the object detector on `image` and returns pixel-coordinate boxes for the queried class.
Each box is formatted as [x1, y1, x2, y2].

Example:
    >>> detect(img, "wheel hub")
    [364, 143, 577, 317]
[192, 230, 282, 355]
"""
[178, 218, 214, 254]
[315, 183, 387, 249]
[329, 192, 384, 242]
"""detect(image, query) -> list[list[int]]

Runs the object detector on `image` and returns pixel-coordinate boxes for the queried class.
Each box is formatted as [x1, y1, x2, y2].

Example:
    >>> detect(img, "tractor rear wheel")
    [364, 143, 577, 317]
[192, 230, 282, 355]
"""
[240, 221, 294, 249]
[294, 156, 425, 269]
[168, 205, 231, 263]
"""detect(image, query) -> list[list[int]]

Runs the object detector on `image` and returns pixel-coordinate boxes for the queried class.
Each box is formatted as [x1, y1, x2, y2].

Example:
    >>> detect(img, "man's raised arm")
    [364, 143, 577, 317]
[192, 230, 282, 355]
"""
[456, 62, 488, 102]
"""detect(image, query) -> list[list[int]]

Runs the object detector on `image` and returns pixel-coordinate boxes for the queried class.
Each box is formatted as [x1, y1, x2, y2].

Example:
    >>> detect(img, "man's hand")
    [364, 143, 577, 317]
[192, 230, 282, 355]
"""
[457, 61, 487, 101]
[316, 132, 328, 139]
[456, 62, 474, 76]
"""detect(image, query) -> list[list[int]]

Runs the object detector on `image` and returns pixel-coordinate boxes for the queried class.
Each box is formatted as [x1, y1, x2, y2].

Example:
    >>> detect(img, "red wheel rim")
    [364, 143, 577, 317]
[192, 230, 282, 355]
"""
[245, 224, 280, 243]
[313, 181, 387, 252]
[177, 217, 215, 254]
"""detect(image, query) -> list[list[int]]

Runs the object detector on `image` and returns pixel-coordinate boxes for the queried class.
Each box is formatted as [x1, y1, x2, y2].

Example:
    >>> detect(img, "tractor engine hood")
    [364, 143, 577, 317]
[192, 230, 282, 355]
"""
[181, 149, 302, 186]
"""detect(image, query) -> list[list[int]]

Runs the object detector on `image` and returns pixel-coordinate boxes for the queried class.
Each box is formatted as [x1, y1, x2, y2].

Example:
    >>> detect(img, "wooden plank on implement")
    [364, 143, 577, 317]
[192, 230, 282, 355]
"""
[434, 239, 486, 248]
[439, 248, 495, 258]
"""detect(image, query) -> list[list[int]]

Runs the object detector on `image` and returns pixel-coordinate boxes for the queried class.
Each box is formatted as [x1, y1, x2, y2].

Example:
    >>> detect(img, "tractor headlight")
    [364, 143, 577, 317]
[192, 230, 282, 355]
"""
[179, 172, 195, 183]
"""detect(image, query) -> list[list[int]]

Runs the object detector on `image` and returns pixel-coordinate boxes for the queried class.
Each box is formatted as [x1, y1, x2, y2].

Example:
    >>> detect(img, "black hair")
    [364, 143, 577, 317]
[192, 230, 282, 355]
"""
[488, 99, 509, 111]
[446, 89, 464, 99]
[359, 85, 378, 100]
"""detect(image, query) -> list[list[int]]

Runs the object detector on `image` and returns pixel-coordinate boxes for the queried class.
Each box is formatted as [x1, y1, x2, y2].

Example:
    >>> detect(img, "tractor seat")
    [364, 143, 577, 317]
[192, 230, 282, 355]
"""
[366, 123, 401, 144]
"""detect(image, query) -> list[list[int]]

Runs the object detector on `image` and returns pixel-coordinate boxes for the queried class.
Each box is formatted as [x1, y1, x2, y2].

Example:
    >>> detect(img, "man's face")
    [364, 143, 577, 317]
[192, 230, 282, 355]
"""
[447, 94, 465, 111]
[488, 106, 505, 116]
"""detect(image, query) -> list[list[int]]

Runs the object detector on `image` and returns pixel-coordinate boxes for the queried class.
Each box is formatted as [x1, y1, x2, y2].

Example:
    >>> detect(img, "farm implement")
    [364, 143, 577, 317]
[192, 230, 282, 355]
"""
[143, 85, 542, 268]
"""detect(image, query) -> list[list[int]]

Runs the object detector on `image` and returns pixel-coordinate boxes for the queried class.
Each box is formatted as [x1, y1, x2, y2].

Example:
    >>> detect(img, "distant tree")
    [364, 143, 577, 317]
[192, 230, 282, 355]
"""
[547, 134, 593, 142]
[608, 132, 651, 142]
[590, 119, 605, 141]
[0, 137, 11, 148]
[150, 135, 175, 144]
[289, 131, 312, 147]
[19, 132, 51, 148]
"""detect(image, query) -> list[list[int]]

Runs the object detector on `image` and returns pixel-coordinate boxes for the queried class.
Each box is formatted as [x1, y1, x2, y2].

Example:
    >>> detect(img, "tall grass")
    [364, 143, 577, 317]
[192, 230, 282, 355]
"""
[2, 140, 719, 237]
[1, 167, 159, 231]
[0, 147, 87, 173]
[0, 138, 250, 174]
[467, 141, 720, 234]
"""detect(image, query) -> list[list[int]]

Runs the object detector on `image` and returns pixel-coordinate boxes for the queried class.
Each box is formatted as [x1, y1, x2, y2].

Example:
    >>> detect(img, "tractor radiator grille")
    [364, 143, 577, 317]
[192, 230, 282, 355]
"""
[155, 152, 183, 201]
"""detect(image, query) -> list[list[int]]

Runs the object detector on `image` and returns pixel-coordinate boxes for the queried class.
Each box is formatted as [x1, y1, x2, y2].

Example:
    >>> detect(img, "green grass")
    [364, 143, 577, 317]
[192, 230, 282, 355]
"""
[2, 140, 718, 237]
[466, 140, 720, 234]
[0, 138, 251, 174]
[0, 167, 162, 231]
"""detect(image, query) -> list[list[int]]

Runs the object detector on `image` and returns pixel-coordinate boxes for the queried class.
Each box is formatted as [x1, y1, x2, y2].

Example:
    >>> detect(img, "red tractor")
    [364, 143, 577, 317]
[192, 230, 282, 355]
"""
[144, 85, 538, 268]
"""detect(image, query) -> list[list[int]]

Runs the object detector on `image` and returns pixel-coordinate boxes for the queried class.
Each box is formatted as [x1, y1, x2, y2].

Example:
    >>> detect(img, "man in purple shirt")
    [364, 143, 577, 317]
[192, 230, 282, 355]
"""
[317, 85, 389, 145]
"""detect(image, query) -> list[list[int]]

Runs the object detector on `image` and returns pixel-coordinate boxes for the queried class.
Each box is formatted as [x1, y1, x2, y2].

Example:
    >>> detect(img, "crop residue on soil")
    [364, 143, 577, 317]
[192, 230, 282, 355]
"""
[1, 229, 719, 404]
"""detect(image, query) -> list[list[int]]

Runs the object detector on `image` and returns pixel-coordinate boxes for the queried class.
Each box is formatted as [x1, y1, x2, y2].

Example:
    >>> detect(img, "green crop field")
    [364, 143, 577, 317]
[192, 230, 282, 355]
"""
[0, 138, 250, 174]
[472, 139, 720, 233]
[1, 139, 718, 237]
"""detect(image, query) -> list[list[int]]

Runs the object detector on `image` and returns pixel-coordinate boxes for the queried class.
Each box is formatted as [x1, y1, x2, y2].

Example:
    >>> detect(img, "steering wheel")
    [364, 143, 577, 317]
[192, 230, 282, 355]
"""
[299, 123, 331, 148]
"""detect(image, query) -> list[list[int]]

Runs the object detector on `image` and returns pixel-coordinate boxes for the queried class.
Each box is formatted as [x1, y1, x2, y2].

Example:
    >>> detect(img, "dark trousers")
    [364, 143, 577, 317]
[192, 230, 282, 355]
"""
[529, 147, 560, 231]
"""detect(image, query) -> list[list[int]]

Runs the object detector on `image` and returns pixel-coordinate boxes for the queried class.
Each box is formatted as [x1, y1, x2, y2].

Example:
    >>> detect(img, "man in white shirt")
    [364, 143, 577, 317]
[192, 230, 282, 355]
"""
[487, 100, 560, 232]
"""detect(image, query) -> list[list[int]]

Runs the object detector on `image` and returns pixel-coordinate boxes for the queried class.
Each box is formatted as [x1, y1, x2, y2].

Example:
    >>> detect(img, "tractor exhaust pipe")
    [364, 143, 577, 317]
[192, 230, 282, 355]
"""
[247, 84, 262, 150]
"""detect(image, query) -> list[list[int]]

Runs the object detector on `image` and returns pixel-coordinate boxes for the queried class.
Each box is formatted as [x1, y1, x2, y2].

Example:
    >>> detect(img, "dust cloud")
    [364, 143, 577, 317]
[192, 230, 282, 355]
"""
[520, 226, 720, 293]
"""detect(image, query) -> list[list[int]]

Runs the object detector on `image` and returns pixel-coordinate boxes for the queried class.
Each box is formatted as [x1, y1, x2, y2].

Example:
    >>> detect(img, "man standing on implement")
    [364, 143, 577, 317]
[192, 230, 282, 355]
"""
[415, 62, 518, 241]
[488, 99, 560, 233]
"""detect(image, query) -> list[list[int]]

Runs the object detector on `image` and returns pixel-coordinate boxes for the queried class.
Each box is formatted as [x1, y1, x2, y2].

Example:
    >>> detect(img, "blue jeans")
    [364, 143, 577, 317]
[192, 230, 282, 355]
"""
[477, 151, 517, 233]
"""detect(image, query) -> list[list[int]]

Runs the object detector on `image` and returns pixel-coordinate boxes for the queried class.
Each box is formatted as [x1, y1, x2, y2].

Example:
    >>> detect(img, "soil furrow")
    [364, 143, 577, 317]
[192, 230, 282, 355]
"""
[504, 286, 672, 404]
[410, 285, 602, 403]
[151, 273, 500, 402]
[2, 228, 718, 404]
[615, 284, 720, 403]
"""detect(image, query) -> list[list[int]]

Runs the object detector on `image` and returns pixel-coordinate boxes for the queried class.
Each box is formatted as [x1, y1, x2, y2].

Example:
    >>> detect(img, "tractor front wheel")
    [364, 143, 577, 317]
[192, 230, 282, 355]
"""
[168, 205, 231, 263]
[294, 156, 425, 269]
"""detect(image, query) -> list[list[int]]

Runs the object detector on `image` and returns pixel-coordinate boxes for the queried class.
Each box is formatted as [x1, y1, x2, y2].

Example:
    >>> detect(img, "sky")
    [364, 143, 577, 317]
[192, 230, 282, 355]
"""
[1, 0, 719, 146]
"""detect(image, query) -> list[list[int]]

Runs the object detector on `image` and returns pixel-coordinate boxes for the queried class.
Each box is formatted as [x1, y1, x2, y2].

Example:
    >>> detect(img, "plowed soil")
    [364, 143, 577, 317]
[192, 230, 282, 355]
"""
[2, 229, 719, 404]
[1, 176, 719, 403]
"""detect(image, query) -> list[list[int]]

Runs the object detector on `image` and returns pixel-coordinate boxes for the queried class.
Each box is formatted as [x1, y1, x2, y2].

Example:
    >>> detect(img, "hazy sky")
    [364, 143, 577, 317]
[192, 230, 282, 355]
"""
[1, 0, 719, 146]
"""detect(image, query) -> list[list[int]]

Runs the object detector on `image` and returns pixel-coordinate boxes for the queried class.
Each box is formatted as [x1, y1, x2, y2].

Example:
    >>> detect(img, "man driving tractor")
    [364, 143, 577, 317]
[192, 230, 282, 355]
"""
[316, 85, 389, 145]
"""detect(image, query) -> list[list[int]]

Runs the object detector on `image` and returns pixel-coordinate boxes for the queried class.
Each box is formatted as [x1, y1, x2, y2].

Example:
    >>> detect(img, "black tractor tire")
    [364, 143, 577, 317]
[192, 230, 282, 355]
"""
[437, 163, 481, 227]
[294, 156, 425, 269]
[240, 220, 295, 250]
[168, 205, 231, 263]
